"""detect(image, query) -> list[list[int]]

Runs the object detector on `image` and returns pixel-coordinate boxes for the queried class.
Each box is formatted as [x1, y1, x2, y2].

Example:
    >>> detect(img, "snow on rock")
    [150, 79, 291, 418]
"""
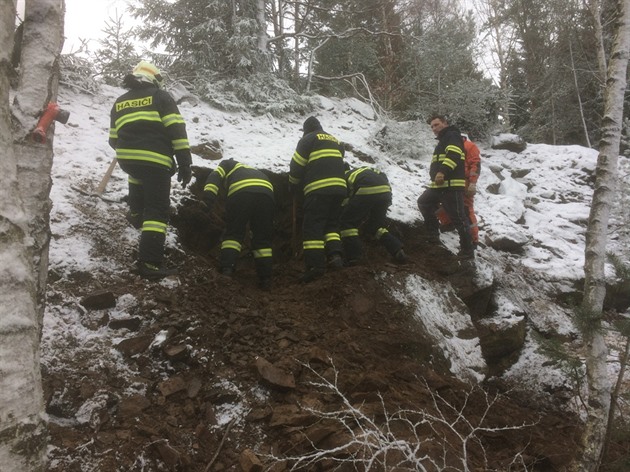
[388, 274, 487, 383]
[491, 133, 527, 152]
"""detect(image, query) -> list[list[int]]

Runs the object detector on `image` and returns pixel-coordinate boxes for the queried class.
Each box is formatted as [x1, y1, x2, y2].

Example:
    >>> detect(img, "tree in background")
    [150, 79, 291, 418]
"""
[130, 0, 269, 79]
[395, 0, 500, 133]
[93, 13, 140, 86]
[517, 2, 602, 146]
[494, 0, 627, 147]
[306, 0, 406, 110]
[578, 0, 630, 469]
[124, 0, 499, 130]
[472, 0, 519, 130]
[1, 0, 65, 470]
[79, 0, 625, 144]
[128, 0, 313, 115]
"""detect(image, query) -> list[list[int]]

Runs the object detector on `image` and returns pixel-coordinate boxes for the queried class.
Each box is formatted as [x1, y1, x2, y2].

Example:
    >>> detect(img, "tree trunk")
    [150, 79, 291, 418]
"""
[569, 41, 592, 148]
[587, 0, 608, 83]
[14, 0, 64, 312]
[293, 1, 301, 90]
[0, 0, 65, 470]
[576, 0, 630, 470]
[255, 0, 267, 54]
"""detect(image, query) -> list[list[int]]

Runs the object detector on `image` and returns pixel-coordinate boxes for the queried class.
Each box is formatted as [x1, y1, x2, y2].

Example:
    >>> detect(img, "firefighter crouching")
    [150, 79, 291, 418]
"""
[202, 159, 275, 291]
[340, 165, 407, 265]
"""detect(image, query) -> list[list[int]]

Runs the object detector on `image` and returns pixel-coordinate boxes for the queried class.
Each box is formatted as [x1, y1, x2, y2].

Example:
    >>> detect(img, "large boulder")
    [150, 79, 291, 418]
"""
[491, 133, 527, 153]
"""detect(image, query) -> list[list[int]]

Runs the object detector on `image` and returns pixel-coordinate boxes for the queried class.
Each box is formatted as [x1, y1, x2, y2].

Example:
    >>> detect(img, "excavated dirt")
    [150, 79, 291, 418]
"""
[42, 169, 588, 471]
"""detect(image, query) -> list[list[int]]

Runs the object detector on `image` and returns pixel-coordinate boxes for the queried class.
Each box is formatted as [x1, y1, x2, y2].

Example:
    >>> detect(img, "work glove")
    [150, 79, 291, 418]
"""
[466, 182, 477, 196]
[434, 172, 445, 186]
[177, 165, 192, 188]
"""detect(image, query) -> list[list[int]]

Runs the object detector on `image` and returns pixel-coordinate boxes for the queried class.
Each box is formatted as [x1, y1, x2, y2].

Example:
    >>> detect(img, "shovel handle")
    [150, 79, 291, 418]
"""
[96, 158, 118, 195]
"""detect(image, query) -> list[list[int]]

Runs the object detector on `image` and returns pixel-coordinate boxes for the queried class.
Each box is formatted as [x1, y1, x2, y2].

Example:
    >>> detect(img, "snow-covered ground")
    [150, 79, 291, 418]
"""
[47, 80, 630, 420]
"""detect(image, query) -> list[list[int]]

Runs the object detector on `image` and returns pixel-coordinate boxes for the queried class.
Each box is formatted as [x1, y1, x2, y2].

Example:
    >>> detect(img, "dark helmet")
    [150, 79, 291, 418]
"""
[302, 116, 322, 134]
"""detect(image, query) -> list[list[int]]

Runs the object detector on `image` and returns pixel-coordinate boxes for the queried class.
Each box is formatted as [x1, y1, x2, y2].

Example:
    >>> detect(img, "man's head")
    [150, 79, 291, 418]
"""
[302, 116, 322, 134]
[132, 60, 163, 87]
[429, 114, 448, 137]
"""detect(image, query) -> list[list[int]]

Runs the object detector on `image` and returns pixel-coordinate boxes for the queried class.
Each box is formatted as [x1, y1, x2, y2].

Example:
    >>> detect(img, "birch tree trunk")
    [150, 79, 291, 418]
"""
[576, 0, 630, 470]
[587, 0, 608, 83]
[0, 0, 64, 470]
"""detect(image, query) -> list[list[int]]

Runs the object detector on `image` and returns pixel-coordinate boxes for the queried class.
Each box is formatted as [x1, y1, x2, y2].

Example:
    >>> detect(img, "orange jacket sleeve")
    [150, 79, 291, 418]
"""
[464, 140, 481, 184]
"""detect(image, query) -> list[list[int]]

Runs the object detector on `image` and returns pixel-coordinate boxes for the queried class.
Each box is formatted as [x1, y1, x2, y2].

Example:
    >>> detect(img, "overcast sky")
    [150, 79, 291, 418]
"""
[15, 0, 132, 54]
[62, 0, 133, 53]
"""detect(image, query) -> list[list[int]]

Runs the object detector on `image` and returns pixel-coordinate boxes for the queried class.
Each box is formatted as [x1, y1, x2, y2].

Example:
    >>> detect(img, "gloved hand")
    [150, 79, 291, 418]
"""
[466, 182, 477, 196]
[178, 165, 192, 188]
[434, 172, 445, 186]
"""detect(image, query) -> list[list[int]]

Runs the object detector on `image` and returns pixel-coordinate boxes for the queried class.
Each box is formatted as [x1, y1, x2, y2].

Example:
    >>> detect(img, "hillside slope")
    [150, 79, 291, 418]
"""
[42, 83, 630, 471]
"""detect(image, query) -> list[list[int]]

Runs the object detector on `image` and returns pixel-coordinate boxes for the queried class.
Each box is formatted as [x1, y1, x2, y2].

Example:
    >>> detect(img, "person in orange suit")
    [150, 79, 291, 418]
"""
[436, 133, 481, 247]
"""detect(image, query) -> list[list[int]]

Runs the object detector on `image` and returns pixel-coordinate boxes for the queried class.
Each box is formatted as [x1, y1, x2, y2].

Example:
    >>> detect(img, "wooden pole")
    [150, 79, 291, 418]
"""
[95, 158, 117, 195]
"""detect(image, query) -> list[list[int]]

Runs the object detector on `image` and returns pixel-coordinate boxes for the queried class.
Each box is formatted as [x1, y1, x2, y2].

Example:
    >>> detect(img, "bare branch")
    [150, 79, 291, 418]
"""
[265, 361, 538, 471]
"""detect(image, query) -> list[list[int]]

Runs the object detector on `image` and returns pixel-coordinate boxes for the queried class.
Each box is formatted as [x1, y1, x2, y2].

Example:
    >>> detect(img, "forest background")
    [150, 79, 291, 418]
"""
[62, 0, 630, 152]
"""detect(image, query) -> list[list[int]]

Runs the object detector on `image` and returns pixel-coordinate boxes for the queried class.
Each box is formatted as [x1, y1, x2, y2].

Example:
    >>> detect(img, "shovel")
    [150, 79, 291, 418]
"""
[95, 157, 118, 195]
[71, 158, 119, 202]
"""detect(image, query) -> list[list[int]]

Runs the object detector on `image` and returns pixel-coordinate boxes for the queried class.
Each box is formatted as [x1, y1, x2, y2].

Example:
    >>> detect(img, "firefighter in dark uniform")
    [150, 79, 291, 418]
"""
[109, 60, 192, 279]
[202, 159, 275, 291]
[340, 165, 407, 265]
[289, 117, 346, 283]
[417, 114, 474, 258]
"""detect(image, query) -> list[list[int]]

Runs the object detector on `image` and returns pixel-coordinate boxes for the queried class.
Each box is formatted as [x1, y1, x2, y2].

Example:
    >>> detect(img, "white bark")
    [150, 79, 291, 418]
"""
[0, 0, 64, 470]
[577, 0, 630, 470]
[14, 0, 64, 309]
[255, 0, 267, 53]
[587, 0, 608, 82]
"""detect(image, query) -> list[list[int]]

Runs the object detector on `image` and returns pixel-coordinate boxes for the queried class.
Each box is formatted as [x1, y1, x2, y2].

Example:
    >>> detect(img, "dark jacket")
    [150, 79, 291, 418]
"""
[109, 82, 191, 171]
[429, 125, 466, 189]
[204, 159, 274, 202]
[289, 128, 346, 196]
[345, 167, 392, 197]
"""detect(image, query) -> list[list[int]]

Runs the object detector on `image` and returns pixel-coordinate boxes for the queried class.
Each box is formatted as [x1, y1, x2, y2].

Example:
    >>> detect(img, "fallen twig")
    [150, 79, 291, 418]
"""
[204, 418, 237, 472]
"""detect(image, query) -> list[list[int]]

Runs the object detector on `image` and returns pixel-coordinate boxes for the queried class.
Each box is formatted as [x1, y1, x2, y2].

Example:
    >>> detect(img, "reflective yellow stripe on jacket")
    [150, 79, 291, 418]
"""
[116, 148, 174, 168]
[355, 185, 391, 195]
[304, 177, 346, 194]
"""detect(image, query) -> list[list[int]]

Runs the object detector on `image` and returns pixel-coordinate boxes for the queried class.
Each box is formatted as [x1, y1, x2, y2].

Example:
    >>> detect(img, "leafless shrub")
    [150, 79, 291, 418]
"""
[267, 360, 538, 472]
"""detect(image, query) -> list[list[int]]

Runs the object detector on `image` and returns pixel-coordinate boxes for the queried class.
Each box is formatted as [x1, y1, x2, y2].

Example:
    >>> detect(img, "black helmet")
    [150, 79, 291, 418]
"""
[302, 116, 322, 134]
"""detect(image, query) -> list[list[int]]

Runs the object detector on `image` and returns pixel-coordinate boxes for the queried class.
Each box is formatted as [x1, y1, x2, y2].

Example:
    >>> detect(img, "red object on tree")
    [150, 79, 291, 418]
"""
[32, 102, 70, 143]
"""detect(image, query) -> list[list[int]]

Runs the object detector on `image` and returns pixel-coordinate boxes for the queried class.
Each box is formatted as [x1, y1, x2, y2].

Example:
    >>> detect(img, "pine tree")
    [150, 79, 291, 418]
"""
[130, 0, 269, 80]
[93, 14, 139, 86]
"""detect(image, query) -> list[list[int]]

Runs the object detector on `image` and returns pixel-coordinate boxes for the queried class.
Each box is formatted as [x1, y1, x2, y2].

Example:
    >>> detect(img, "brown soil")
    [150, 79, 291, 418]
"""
[43, 170, 584, 471]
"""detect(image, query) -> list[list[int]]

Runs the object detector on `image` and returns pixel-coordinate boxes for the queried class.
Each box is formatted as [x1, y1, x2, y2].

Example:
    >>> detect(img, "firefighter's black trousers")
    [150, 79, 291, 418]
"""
[302, 193, 344, 270]
[340, 193, 403, 261]
[417, 187, 473, 252]
[221, 192, 274, 279]
[120, 162, 172, 265]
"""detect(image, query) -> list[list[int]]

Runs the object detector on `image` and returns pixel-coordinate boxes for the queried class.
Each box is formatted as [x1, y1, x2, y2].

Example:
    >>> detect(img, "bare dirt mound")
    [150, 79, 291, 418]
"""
[43, 171, 581, 471]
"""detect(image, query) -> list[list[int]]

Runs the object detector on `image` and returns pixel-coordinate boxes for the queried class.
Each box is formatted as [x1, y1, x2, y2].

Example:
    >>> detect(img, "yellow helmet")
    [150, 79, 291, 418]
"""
[132, 60, 163, 87]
